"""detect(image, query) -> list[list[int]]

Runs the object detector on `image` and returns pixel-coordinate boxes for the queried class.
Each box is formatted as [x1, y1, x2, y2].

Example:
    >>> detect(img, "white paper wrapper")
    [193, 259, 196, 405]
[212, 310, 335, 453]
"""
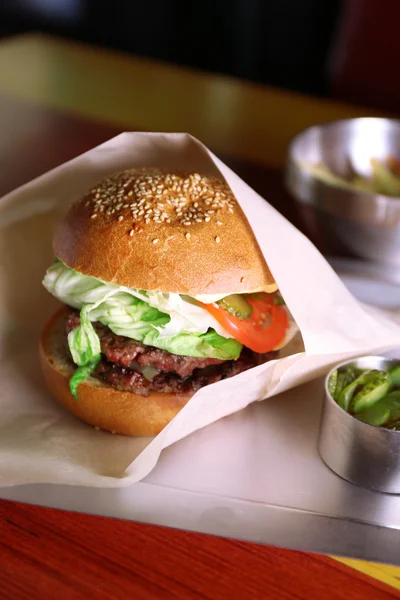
[1, 132, 400, 488]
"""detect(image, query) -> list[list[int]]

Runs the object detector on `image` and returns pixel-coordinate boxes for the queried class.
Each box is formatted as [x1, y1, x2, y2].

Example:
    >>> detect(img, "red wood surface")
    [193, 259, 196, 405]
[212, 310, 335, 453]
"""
[0, 92, 398, 599]
[0, 500, 399, 600]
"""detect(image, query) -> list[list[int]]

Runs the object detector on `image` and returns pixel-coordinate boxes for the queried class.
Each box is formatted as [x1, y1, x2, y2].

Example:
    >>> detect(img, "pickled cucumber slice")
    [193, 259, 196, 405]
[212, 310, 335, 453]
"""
[328, 370, 338, 399]
[380, 392, 400, 425]
[357, 403, 391, 427]
[383, 390, 400, 404]
[334, 372, 346, 402]
[389, 365, 400, 387]
[218, 294, 252, 319]
[334, 367, 359, 404]
[351, 372, 391, 413]
[355, 392, 400, 427]
[343, 366, 360, 387]
[338, 369, 376, 411]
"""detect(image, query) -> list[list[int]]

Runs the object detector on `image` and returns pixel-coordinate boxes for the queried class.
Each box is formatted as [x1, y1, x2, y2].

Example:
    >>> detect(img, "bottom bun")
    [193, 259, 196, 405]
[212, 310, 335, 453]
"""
[39, 309, 194, 437]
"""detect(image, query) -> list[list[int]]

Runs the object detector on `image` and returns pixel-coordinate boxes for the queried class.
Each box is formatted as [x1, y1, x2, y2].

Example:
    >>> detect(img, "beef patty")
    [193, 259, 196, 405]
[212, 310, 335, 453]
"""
[65, 308, 277, 396]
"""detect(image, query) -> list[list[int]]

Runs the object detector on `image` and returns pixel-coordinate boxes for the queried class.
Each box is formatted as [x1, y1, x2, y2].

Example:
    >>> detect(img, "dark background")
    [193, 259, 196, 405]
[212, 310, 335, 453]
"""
[0, 0, 343, 96]
[1, 0, 400, 113]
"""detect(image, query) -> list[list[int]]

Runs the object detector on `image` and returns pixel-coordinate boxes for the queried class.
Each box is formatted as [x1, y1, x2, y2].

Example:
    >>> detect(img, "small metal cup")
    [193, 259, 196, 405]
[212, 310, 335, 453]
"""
[318, 356, 400, 494]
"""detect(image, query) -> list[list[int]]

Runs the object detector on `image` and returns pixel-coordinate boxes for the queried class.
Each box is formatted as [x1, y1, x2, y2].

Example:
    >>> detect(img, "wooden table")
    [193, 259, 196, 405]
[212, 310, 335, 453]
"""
[0, 34, 399, 600]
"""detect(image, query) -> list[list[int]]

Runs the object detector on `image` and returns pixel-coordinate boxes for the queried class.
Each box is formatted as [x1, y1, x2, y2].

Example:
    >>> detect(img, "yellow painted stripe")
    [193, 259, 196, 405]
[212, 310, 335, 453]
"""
[335, 557, 400, 592]
[0, 34, 382, 167]
[0, 33, 397, 591]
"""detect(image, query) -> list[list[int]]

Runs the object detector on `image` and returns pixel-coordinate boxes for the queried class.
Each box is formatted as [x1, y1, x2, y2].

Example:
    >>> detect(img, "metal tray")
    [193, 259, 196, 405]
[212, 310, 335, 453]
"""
[1, 261, 400, 565]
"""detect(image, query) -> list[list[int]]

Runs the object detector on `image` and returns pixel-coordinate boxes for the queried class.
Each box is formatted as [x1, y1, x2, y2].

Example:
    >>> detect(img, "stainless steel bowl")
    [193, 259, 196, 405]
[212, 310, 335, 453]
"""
[285, 117, 400, 265]
[318, 356, 400, 494]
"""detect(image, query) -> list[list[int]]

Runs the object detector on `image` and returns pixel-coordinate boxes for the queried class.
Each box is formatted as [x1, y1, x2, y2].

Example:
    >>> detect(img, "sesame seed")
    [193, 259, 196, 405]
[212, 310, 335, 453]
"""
[185, 232, 191, 240]
[91, 214, 97, 219]
[85, 169, 237, 235]
[129, 229, 134, 236]
[153, 238, 159, 244]
[215, 236, 220, 243]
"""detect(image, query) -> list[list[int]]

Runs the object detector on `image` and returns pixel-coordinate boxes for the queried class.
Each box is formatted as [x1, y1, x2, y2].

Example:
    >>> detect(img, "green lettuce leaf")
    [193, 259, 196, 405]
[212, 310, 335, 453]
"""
[69, 356, 101, 401]
[43, 260, 242, 397]
[89, 293, 241, 359]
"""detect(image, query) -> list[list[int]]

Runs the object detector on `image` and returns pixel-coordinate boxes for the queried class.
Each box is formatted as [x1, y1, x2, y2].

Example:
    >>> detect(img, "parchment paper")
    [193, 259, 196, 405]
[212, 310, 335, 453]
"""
[0, 132, 399, 487]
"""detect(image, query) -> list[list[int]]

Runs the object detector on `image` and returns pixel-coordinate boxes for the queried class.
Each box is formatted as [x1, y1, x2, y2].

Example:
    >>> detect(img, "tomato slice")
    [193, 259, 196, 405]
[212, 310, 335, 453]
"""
[201, 293, 289, 353]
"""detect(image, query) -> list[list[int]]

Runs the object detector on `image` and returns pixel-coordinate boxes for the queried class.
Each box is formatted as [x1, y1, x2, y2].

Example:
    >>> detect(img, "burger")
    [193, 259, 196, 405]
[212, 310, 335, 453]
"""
[40, 168, 299, 436]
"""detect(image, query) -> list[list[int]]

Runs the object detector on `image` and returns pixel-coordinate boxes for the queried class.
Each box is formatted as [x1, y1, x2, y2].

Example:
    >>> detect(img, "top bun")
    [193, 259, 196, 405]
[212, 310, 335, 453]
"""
[54, 168, 276, 296]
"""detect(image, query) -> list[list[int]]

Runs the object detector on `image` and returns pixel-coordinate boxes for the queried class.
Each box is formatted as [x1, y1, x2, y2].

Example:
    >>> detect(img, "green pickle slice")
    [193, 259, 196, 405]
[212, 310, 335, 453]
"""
[217, 294, 252, 319]
[351, 371, 391, 413]
[334, 372, 346, 403]
[357, 403, 391, 427]
[357, 392, 400, 428]
[335, 367, 359, 405]
[338, 370, 378, 411]
[389, 365, 400, 387]
[328, 370, 338, 399]
[331, 362, 400, 428]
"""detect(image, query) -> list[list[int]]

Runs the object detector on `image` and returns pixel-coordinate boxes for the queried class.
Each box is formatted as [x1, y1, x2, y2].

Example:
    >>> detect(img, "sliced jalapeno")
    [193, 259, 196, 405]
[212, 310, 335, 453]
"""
[389, 365, 400, 387]
[351, 371, 391, 413]
[338, 370, 376, 411]
[328, 370, 338, 399]
[357, 403, 391, 427]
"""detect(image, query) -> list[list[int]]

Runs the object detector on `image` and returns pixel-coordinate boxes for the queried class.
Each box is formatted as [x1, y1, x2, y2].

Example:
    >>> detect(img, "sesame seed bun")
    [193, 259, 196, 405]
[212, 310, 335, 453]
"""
[40, 309, 193, 437]
[53, 168, 277, 295]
